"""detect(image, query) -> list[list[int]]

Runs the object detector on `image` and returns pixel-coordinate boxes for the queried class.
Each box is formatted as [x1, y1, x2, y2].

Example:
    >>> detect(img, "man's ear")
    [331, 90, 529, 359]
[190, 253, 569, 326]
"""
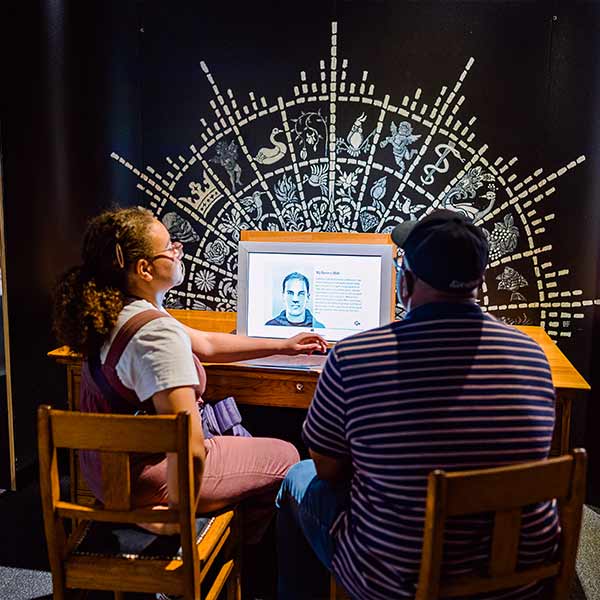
[401, 269, 415, 298]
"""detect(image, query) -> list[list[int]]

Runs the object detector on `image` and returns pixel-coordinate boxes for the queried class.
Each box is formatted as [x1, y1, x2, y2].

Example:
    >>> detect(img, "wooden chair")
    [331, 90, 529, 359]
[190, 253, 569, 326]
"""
[330, 450, 587, 600]
[38, 405, 241, 600]
[416, 449, 587, 599]
[330, 575, 349, 599]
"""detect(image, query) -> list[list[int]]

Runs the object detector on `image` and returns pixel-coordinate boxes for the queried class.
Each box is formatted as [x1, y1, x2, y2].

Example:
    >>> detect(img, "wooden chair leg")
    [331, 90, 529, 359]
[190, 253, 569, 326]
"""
[113, 592, 125, 600]
[330, 574, 337, 599]
[227, 567, 242, 600]
[228, 509, 242, 600]
[330, 573, 350, 599]
[234, 559, 242, 600]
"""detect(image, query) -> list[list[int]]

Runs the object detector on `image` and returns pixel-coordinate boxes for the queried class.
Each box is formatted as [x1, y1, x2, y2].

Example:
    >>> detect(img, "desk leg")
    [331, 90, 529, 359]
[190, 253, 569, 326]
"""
[555, 390, 573, 456]
[67, 366, 78, 504]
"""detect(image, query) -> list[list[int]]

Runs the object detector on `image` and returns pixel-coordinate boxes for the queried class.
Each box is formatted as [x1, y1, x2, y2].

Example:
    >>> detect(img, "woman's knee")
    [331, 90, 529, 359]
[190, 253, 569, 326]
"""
[257, 437, 301, 478]
[278, 439, 301, 472]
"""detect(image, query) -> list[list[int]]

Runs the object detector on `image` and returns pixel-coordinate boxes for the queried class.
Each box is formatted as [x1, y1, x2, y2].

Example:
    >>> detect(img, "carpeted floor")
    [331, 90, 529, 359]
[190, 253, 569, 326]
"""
[0, 469, 591, 600]
[576, 505, 600, 600]
[0, 464, 277, 600]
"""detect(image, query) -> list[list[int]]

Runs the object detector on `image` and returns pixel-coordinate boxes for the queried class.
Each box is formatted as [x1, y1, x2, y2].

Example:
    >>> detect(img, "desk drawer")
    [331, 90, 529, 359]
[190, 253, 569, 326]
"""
[204, 366, 316, 409]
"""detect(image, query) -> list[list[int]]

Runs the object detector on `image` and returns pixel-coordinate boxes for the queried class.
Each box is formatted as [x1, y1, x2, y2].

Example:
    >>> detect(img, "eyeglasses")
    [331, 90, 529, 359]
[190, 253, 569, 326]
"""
[150, 241, 183, 262]
[393, 256, 403, 274]
[393, 249, 406, 275]
[393, 251, 407, 305]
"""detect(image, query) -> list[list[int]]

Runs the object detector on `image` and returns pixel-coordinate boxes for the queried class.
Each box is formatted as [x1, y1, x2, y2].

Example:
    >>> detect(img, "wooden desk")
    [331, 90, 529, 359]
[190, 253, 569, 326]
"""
[49, 310, 590, 458]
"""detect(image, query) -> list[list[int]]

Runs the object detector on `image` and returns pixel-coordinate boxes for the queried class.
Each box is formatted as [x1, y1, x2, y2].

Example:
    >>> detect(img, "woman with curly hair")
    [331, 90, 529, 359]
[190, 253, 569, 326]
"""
[53, 206, 326, 543]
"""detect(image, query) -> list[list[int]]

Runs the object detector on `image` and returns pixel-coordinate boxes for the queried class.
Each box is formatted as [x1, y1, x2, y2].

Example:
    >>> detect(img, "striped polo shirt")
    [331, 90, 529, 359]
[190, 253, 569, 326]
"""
[303, 302, 559, 600]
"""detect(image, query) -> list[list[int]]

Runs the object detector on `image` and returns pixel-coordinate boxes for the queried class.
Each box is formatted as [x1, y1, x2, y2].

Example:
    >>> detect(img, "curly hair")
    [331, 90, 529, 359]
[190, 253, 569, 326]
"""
[52, 207, 156, 355]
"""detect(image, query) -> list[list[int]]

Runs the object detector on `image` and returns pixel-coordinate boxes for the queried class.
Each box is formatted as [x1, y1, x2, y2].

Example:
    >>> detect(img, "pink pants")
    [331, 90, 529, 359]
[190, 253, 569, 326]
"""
[135, 436, 300, 543]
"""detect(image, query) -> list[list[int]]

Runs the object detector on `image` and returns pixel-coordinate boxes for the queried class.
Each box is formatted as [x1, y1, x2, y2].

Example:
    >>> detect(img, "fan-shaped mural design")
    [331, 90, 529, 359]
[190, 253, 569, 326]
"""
[111, 21, 599, 340]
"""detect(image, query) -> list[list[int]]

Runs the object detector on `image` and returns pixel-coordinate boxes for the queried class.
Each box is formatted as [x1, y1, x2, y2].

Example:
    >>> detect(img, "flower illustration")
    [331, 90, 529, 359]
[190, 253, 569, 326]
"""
[274, 174, 298, 204]
[204, 239, 229, 265]
[219, 209, 245, 241]
[335, 167, 362, 195]
[195, 269, 216, 292]
[283, 205, 305, 231]
[162, 212, 200, 243]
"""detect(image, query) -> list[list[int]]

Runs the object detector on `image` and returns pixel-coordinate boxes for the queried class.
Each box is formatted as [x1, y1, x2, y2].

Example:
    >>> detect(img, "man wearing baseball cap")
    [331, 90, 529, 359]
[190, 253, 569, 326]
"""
[277, 209, 558, 600]
[391, 208, 489, 310]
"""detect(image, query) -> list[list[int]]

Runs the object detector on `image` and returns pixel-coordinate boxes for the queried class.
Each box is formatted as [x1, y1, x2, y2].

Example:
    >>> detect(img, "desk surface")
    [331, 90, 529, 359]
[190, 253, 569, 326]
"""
[48, 309, 590, 391]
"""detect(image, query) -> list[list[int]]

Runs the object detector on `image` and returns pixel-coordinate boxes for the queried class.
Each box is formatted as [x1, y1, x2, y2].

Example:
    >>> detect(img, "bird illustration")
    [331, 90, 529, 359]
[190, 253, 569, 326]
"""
[254, 128, 287, 165]
[240, 190, 267, 219]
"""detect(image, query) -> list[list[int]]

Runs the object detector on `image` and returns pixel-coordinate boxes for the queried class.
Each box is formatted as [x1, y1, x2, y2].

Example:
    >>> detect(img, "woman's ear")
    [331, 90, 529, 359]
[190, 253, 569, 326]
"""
[135, 258, 154, 282]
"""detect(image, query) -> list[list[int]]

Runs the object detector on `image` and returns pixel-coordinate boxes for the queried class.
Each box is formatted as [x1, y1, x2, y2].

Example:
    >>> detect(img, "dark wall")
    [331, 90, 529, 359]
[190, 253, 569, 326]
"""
[0, 1, 142, 484]
[549, 2, 600, 504]
[0, 1, 599, 503]
[129, 1, 600, 498]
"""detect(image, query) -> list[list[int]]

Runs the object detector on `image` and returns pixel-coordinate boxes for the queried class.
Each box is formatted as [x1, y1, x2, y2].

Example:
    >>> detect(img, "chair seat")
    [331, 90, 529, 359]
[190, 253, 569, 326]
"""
[64, 509, 237, 595]
[71, 517, 215, 560]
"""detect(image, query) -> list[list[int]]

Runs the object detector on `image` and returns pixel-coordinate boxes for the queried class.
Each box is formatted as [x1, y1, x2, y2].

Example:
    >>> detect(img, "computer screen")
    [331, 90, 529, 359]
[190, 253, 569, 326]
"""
[236, 241, 394, 343]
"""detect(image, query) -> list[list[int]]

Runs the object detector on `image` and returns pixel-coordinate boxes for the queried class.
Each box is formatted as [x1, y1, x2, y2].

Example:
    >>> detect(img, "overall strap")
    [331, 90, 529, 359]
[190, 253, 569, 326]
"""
[105, 309, 170, 368]
[89, 309, 171, 412]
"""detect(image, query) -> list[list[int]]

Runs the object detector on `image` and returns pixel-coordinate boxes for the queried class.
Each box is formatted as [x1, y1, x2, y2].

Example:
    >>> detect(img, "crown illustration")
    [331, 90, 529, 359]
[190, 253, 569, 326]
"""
[180, 174, 223, 214]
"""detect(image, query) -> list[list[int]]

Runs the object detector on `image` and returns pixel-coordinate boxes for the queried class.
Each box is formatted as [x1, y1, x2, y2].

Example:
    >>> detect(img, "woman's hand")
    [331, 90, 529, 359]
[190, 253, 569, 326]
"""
[279, 332, 328, 356]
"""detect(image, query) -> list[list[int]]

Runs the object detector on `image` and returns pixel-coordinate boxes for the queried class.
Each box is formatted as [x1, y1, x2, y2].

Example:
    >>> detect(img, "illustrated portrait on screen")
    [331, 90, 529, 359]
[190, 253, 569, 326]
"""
[265, 271, 325, 328]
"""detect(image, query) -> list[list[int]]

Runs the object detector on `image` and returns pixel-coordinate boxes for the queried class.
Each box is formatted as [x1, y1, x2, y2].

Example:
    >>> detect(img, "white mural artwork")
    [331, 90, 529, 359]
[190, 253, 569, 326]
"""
[111, 21, 600, 340]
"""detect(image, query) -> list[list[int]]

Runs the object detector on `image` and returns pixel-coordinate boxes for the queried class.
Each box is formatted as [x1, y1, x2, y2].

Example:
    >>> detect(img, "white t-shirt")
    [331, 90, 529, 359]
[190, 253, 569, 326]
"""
[100, 299, 200, 402]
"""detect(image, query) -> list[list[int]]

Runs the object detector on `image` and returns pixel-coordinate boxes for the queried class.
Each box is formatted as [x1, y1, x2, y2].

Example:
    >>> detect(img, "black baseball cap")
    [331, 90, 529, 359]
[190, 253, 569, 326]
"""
[391, 209, 489, 292]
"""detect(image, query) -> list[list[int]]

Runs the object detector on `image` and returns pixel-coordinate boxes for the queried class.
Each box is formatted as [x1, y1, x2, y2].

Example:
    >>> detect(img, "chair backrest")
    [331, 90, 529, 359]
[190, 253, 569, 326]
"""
[416, 449, 587, 600]
[37, 405, 200, 597]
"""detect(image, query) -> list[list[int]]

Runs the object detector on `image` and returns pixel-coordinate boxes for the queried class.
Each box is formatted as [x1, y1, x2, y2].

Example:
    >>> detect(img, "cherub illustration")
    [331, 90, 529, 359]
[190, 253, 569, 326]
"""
[210, 139, 242, 191]
[380, 121, 421, 174]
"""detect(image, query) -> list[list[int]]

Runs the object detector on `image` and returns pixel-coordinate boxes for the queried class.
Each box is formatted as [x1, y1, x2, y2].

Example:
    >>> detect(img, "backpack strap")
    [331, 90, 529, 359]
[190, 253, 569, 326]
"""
[88, 309, 170, 412]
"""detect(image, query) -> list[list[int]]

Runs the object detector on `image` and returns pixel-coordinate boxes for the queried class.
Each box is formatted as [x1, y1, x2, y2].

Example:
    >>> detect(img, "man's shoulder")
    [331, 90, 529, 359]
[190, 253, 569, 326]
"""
[333, 321, 399, 357]
[482, 313, 548, 348]
[334, 312, 547, 356]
